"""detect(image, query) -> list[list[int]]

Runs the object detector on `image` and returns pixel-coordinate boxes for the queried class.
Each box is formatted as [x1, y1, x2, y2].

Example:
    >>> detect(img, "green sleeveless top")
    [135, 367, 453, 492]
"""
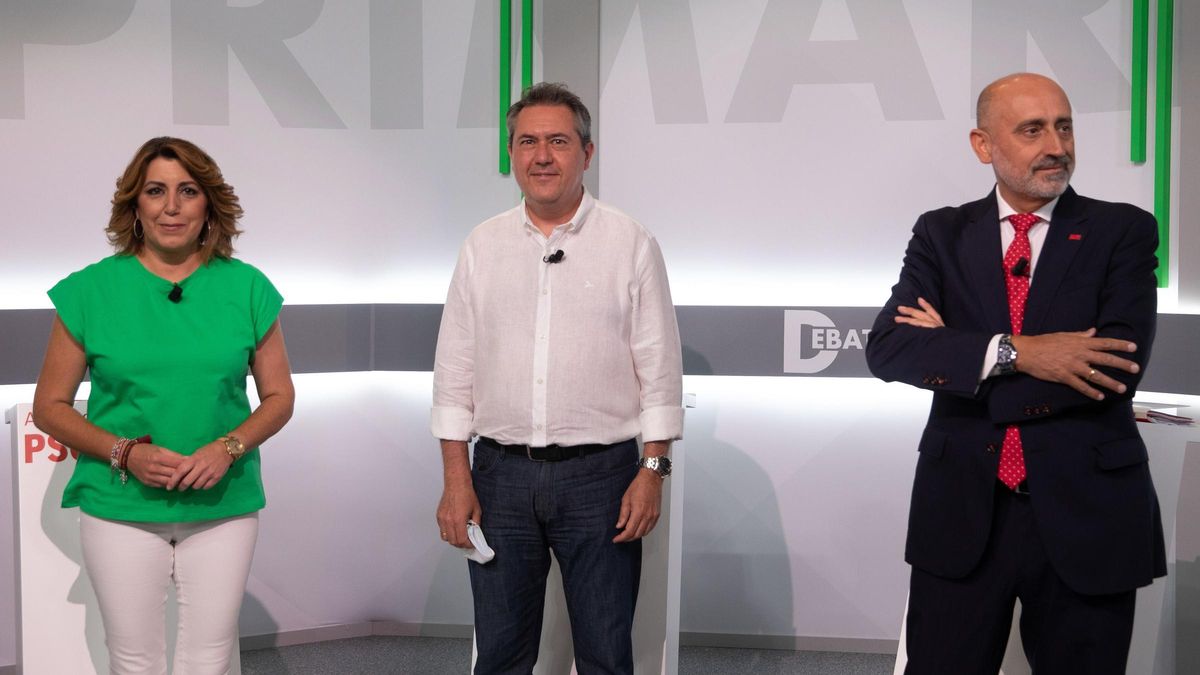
[48, 254, 283, 522]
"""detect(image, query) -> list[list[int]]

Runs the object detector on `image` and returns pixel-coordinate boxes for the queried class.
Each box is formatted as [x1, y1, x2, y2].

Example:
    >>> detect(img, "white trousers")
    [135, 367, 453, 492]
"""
[80, 512, 258, 675]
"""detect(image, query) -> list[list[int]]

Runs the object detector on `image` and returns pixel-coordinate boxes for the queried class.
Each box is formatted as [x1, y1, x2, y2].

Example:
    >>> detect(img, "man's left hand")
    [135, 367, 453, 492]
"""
[613, 470, 662, 543]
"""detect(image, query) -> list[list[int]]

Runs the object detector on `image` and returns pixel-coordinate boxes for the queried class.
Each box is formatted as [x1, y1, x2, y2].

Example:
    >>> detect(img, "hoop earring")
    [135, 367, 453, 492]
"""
[198, 221, 209, 246]
[133, 219, 144, 240]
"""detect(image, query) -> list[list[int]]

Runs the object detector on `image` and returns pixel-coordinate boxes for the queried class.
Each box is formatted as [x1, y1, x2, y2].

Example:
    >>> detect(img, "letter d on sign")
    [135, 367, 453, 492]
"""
[783, 310, 839, 374]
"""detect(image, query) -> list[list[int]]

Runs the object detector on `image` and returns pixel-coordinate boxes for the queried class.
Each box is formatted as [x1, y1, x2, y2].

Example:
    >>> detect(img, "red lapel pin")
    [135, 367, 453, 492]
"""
[1068, 233, 1083, 241]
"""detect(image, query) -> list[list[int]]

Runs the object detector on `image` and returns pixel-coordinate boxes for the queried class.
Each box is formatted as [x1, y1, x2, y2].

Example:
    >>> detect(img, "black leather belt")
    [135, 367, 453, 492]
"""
[477, 436, 623, 462]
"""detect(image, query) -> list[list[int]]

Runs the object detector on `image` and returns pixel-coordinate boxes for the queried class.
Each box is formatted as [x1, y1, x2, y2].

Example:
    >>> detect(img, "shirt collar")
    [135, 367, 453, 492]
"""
[521, 188, 595, 236]
[995, 188, 1059, 225]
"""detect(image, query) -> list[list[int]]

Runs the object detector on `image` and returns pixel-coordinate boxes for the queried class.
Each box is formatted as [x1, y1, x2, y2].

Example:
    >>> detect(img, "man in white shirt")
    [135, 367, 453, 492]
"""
[432, 82, 683, 674]
[866, 73, 1164, 674]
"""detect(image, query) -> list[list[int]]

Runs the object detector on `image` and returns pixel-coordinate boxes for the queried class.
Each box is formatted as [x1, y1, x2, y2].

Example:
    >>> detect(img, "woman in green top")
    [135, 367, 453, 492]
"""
[33, 137, 295, 674]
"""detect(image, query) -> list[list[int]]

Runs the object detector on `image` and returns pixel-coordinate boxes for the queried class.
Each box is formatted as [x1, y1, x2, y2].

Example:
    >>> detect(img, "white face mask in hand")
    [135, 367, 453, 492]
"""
[465, 520, 495, 564]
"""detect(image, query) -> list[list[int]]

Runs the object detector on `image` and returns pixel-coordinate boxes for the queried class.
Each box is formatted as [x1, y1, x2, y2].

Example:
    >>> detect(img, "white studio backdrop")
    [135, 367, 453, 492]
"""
[597, 0, 1170, 308]
[0, 0, 520, 309]
[2, 0, 1187, 310]
[3, 0, 1197, 669]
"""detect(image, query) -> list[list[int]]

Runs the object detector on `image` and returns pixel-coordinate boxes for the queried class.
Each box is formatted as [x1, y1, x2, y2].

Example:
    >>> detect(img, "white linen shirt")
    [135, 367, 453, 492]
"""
[431, 190, 684, 447]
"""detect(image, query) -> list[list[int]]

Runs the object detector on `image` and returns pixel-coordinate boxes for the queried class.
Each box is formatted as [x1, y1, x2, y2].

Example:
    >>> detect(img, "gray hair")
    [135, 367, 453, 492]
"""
[506, 82, 592, 147]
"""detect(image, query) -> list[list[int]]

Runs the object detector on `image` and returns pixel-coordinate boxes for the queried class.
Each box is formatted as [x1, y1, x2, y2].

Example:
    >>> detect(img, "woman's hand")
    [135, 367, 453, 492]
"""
[126, 444, 187, 489]
[167, 441, 235, 491]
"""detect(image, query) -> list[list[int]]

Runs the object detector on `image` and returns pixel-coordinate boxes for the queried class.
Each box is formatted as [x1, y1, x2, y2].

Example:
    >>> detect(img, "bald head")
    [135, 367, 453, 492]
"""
[969, 73, 1075, 212]
[976, 73, 1069, 131]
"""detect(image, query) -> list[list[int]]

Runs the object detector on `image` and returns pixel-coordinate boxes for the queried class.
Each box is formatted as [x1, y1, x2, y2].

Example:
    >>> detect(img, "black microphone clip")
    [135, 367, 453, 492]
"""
[168, 283, 183, 303]
[543, 250, 565, 264]
[1011, 257, 1029, 278]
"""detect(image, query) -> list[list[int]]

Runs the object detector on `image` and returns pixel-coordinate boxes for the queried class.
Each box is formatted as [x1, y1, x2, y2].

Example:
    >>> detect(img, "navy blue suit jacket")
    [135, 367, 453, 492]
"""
[866, 187, 1166, 596]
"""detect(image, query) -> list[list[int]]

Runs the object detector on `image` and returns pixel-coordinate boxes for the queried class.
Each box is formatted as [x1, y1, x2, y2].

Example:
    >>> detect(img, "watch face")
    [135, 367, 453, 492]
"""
[643, 456, 672, 477]
[997, 335, 1017, 374]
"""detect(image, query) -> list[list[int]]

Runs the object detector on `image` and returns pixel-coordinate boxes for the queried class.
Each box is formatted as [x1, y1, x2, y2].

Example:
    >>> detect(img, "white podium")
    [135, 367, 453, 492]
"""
[7, 402, 109, 675]
[472, 396, 692, 675]
[6, 403, 241, 674]
[893, 421, 1200, 675]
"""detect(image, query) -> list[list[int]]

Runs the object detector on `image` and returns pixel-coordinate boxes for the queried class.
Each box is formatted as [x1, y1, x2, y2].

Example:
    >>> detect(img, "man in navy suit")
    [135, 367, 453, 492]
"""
[866, 73, 1165, 674]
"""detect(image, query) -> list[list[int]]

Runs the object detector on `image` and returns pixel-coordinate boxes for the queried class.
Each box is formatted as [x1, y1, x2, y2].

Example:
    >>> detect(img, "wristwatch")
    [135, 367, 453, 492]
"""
[996, 334, 1018, 376]
[220, 435, 247, 461]
[638, 456, 672, 478]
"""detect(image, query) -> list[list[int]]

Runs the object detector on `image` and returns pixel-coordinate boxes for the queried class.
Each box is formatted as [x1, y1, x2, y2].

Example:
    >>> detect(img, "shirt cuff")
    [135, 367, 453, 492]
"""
[430, 406, 474, 441]
[979, 334, 1003, 382]
[640, 406, 684, 442]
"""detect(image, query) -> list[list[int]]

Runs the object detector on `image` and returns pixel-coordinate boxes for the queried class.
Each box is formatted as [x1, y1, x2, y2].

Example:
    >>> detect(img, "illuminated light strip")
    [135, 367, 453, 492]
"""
[521, 0, 534, 90]
[498, 1, 535, 175]
[1132, 0, 1149, 163]
[499, 0, 512, 174]
[1154, 0, 1174, 288]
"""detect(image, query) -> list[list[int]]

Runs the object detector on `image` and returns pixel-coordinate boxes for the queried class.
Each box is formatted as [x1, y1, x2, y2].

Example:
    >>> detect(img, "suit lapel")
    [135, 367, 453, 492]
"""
[962, 192, 1011, 333]
[1024, 187, 1088, 334]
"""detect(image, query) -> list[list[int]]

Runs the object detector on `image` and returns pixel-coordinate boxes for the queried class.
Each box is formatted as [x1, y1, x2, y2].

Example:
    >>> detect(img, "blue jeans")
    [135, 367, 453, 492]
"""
[468, 438, 642, 675]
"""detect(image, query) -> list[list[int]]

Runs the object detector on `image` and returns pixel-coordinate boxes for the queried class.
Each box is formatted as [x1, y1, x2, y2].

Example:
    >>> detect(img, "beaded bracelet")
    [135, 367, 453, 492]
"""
[109, 435, 152, 485]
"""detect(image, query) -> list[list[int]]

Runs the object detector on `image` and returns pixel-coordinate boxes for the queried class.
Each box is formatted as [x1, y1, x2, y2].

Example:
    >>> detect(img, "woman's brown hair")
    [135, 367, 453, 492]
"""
[106, 137, 243, 262]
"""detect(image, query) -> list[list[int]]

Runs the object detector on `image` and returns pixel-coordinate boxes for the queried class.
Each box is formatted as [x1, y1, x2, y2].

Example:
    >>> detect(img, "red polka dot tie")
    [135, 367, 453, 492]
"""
[998, 213, 1038, 490]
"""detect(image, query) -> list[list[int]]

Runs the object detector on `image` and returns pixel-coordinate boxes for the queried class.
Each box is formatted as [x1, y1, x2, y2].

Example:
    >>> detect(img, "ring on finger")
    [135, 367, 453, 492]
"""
[1087, 368, 1097, 381]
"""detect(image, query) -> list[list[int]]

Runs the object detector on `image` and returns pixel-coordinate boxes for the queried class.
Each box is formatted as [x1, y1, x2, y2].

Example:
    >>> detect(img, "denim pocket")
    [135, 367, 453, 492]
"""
[581, 440, 639, 477]
[472, 443, 503, 475]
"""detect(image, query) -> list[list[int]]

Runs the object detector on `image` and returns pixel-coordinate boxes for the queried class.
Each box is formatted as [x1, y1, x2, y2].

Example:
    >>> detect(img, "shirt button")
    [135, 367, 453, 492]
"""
[535, 424, 543, 430]
[537, 378, 544, 385]
[542, 289, 548, 295]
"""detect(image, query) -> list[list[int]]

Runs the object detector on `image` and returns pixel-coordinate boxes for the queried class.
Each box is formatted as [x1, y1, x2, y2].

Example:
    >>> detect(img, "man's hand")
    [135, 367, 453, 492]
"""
[894, 297, 945, 329]
[613, 470, 662, 543]
[437, 477, 482, 549]
[436, 440, 480, 549]
[1011, 328, 1139, 400]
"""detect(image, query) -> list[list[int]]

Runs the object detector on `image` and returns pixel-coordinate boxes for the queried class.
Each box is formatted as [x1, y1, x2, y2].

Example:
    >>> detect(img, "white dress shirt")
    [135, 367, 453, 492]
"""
[978, 190, 1058, 380]
[431, 190, 684, 447]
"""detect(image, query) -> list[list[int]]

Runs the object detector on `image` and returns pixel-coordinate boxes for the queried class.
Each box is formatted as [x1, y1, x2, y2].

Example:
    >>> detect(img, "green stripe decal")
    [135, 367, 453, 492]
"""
[521, 0, 534, 90]
[1154, 0, 1174, 287]
[1131, 0, 1149, 163]
[498, 0, 534, 175]
[499, 0, 512, 174]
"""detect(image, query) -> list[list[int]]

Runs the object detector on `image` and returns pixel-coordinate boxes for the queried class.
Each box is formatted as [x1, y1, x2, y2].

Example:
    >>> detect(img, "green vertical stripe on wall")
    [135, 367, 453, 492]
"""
[1154, 0, 1174, 287]
[499, 0, 512, 174]
[1132, 0, 1149, 163]
[521, 0, 534, 90]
